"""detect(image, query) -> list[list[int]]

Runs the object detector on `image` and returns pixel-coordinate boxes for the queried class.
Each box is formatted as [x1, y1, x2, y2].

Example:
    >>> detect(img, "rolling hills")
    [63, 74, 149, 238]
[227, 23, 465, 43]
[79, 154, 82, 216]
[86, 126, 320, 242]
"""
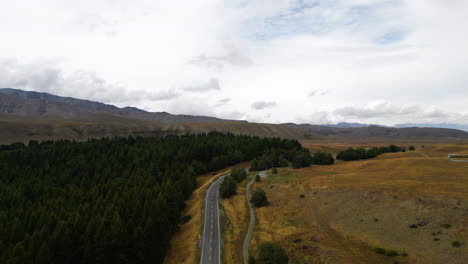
[1, 88, 468, 144]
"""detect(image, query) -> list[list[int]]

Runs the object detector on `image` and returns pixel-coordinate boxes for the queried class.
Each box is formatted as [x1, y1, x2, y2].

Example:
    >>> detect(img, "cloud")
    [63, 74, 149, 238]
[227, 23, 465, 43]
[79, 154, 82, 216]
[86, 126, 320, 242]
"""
[251, 101, 278, 110]
[1, 0, 468, 124]
[0, 58, 179, 103]
[182, 78, 221, 92]
[190, 43, 253, 70]
[308, 89, 329, 97]
[292, 100, 468, 126]
[215, 98, 231, 107]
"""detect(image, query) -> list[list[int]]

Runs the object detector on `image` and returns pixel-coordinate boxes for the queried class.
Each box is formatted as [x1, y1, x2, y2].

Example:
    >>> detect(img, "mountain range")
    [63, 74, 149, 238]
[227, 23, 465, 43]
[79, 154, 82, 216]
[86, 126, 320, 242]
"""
[1, 88, 468, 144]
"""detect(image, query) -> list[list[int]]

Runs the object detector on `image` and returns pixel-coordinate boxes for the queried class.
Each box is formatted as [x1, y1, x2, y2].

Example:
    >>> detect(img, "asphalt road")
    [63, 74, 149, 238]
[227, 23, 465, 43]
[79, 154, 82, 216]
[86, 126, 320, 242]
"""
[200, 175, 225, 264]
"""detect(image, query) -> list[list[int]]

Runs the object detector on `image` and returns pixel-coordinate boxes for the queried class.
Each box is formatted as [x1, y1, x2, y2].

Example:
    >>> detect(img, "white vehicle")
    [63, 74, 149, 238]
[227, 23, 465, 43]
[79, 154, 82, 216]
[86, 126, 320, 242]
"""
[448, 154, 460, 158]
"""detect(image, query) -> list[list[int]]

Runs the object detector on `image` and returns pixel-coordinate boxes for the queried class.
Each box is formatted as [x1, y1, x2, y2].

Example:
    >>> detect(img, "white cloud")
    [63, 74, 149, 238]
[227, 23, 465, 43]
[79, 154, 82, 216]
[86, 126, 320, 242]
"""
[182, 78, 221, 92]
[0, 0, 468, 124]
[251, 101, 278, 110]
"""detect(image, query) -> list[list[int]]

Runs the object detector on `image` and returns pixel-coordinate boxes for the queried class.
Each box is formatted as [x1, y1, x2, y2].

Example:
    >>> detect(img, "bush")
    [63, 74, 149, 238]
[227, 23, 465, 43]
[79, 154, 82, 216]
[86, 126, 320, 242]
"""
[292, 149, 313, 168]
[452, 241, 461, 247]
[408, 145, 415, 151]
[373, 247, 386, 255]
[220, 176, 237, 198]
[299, 194, 305, 198]
[386, 250, 399, 257]
[251, 189, 269, 207]
[180, 214, 191, 224]
[248, 255, 256, 264]
[313, 152, 335, 165]
[255, 175, 261, 182]
[231, 167, 247, 183]
[336, 145, 405, 161]
[441, 223, 452, 229]
[272, 168, 278, 174]
[257, 242, 288, 264]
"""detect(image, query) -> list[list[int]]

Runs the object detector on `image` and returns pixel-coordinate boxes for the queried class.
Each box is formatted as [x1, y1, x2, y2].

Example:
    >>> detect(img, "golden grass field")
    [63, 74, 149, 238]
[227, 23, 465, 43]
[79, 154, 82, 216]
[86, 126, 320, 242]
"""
[249, 143, 468, 264]
[165, 142, 467, 264]
[220, 178, 249, 264]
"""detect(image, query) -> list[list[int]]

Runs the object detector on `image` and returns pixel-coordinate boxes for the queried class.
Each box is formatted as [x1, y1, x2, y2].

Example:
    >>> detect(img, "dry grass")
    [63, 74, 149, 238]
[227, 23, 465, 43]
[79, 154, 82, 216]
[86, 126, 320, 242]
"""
[248, 144, 468, 264]
[220, 177, 249, 264]
[163, 162, 249, 264]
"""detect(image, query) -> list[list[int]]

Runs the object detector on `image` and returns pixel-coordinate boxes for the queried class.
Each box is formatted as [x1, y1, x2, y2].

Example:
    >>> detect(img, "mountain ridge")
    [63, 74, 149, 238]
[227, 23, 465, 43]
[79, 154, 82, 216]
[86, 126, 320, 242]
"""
[0, 88, 239, 123]
[1, 88, 468, 143]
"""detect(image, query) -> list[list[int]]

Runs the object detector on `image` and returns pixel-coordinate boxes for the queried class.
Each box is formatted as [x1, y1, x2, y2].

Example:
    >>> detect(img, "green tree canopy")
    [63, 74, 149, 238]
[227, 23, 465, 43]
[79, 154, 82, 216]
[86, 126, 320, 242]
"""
[220, 176, 237, 199]
[257, 242, 288, 264]
[250, 189, 269, 207]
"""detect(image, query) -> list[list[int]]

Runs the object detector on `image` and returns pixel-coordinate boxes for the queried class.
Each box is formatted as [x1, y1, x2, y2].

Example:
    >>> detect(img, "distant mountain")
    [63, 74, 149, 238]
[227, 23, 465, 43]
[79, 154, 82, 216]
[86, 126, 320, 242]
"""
[0, 88, 235, 123]
[2, 88, 468, 143]
[0, 88, 306, 143]
[322, 122, 383, 128]
[283, 123, 468, 139]
[396, 123, 468, 132]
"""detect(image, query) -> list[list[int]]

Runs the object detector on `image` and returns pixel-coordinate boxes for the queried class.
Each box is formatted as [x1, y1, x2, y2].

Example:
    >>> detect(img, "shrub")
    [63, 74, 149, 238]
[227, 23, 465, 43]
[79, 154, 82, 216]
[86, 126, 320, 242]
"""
[272, 168, 278, 174]
[452, 241, 461, 247]
[409, 145, 415, 151]
[373, 247, 386, 255]
[231, 167, 247, 183]
[255, 175, 261, 182]
[386, 250, 399, 257]
[220, 176, 237, 198]
[313, 152, 335, 165]
[292, 149, 313, 168]
[180, 214, 191, 224]
[257, 242, 288, 264]
[248, 255, 256, 264]
[251, 189, 269, 207]
[336, 145, 405, 161]
[299, 194, 305, 198]
[441, 223, 452, 229]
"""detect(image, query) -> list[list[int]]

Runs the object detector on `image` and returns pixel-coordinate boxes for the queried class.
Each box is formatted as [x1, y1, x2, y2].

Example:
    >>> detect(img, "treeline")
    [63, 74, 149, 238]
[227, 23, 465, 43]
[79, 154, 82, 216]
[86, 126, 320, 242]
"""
[250, 148, 314, 170]
[250, 149, 335, 170]
[0, 133, 303, 264]
[336, 145, 405, 161]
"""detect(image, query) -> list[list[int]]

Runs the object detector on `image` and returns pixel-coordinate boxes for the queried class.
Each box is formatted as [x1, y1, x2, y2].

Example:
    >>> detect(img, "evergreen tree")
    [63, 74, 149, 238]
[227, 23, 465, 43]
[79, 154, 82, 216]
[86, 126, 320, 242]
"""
[313, 151, 335, 165]
[231, 167, 247, 183]
[257, 242, 288, 264]
[36, 242, 52, 264]
[220, 176, 237, 198]
[0, 133, 305, 264]
[250, 189, 269, 207]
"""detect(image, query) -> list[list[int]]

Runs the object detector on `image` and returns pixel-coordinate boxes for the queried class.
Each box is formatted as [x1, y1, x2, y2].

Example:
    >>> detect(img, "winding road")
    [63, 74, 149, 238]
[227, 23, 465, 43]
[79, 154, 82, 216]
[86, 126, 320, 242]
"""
[200, 175, 225, 264]
[243, 171, 268, 264]
[243, 176, 256, 264]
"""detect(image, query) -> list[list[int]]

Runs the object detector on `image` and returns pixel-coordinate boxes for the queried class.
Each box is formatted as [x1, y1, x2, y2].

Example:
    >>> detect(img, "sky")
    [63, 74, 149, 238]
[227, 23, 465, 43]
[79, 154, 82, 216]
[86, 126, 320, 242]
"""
[1, 0, 468, 125]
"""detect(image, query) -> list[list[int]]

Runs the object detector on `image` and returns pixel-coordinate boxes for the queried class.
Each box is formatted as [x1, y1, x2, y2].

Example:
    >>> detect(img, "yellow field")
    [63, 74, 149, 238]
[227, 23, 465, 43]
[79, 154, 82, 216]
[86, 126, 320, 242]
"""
[248, 144, 468, 264]
[220, 178, 249, 264]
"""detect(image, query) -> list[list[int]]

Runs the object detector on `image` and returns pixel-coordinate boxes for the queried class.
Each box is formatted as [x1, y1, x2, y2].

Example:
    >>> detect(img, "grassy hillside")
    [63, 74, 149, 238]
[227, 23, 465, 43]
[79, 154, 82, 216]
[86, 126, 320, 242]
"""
[237, 144, 468, 264]
[0, 113, 308, 144]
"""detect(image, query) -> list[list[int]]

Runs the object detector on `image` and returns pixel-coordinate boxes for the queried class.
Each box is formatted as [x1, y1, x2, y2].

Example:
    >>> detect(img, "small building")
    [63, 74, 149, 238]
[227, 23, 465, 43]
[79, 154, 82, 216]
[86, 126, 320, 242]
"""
[448, 154, 460, 158]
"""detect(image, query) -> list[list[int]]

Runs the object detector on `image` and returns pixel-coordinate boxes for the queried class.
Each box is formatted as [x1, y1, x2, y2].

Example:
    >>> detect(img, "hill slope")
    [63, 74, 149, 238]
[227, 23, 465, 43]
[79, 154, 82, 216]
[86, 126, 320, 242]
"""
[0, 88, 236, 123]
[283, 123, 468, 139]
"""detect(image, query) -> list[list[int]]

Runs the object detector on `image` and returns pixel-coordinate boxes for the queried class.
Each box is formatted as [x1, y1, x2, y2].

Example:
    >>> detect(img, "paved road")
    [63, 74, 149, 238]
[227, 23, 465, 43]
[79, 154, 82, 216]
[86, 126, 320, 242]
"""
[200, 175, 225, 264]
